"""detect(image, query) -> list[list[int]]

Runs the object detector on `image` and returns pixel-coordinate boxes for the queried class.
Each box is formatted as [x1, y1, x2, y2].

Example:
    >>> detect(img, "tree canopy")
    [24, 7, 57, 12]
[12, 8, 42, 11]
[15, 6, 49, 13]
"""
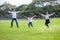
[0, 0, 60, 19]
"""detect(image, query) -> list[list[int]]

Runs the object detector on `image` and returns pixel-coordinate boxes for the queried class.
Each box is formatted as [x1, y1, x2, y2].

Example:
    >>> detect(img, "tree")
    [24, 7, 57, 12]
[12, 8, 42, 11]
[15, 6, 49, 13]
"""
[0, 2, 16, 11]
[0, 2, 16, 19]
[32, 0, 57, 7]
[16, 4, 28, 11]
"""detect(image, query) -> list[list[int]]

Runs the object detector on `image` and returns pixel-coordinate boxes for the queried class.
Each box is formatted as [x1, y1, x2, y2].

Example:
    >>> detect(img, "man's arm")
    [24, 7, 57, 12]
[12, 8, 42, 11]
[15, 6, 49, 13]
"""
[16, 11, 20, 13]
[8, 11, 12, 13]
[50, 12, 55, 16]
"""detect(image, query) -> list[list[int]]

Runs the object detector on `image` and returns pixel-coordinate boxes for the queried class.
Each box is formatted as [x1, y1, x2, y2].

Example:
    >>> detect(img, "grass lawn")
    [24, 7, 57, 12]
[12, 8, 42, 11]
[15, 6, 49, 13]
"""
[0, 18, 60, 40]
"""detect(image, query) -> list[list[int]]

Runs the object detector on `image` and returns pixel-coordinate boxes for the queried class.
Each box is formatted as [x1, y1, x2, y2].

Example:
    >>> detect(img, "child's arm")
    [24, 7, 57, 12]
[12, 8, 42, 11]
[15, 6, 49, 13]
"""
[32, 15, 36, 18]
[24, 16, 28, 19]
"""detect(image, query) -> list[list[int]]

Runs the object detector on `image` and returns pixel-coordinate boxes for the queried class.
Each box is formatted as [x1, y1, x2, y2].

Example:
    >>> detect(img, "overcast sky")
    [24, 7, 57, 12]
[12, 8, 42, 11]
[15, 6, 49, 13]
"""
[0, 0, 32, 6]
[0, 0, 60, 6]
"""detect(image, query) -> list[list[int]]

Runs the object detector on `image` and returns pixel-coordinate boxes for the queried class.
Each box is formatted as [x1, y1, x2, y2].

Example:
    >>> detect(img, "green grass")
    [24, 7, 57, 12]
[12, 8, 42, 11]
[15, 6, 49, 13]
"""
[0, 18, 60, 40]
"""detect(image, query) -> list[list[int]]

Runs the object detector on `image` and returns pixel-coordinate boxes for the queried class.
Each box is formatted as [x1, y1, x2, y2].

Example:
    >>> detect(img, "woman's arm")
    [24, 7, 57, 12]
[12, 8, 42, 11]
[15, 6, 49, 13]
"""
[40, 14, 45, 17]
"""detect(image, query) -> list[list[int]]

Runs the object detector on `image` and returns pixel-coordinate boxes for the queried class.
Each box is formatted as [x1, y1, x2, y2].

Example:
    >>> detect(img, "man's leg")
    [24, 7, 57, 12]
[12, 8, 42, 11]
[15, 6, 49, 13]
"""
[11, 19, 14, 28]
[15, 19, 19, 28]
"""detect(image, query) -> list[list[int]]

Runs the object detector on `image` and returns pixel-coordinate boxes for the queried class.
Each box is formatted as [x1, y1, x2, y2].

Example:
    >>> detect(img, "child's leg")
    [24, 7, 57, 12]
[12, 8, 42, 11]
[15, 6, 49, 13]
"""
[31, 22, 33, 27]
[28, 22, 30, 28]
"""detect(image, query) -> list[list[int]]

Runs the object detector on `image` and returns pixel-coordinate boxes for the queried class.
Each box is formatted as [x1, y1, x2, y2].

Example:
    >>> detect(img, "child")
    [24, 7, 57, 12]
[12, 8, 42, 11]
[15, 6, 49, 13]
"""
[40, 12, 55, 28]
[25, 15, 36, 28]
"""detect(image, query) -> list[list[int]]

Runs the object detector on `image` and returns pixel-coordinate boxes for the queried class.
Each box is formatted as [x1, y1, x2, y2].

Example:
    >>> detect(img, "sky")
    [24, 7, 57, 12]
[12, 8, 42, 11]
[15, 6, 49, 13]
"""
[0, 0, 32, 6]
[0, 0, 60, 6]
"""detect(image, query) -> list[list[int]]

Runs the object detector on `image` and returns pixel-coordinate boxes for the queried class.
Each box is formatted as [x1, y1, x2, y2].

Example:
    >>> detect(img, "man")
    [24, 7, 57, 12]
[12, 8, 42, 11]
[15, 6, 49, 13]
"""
[8, 9, 19, 28]
[40, 12, 55, 28]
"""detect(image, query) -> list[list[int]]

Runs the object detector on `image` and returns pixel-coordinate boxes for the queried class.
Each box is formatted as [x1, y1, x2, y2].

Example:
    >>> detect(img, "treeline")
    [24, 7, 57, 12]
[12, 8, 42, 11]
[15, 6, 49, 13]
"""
[0, 2, 60, 19]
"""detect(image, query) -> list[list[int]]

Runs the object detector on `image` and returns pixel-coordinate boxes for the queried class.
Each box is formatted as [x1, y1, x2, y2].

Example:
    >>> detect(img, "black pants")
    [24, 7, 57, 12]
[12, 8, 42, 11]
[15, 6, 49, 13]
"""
[45, 19, 50, 28]
[11, 18, 19, 28]
[28, 22, 33, 28]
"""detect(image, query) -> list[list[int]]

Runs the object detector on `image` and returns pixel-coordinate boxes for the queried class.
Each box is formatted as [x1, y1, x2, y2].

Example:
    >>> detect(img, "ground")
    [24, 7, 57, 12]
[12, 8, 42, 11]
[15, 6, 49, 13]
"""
[0, 18, 60, 40]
